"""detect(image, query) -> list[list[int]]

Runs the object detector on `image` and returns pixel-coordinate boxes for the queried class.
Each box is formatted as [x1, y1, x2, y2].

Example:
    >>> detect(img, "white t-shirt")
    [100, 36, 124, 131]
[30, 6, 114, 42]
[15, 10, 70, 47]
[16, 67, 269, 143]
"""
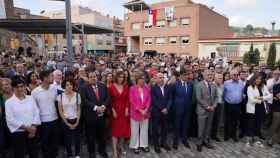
[31, 85, 58, 122]
[57, 92, 81, 120]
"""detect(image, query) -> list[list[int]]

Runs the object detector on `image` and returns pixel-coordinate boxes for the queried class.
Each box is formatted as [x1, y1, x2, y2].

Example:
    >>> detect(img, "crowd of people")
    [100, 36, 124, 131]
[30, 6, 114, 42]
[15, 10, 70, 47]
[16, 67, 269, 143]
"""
[0, 52, 280, 158]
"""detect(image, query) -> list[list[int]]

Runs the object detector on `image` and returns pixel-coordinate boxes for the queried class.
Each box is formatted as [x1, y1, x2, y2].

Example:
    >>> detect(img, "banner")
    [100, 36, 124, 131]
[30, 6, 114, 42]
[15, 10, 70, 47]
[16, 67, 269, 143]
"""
[148, 9, 157, 26]
[165, 7, 174, 21]
[0, 0, 6, 19]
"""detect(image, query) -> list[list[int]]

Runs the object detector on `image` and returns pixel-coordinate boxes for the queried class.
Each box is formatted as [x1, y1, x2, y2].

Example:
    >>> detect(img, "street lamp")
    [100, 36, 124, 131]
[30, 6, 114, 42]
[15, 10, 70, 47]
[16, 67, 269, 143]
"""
[49, 0, 74, 66]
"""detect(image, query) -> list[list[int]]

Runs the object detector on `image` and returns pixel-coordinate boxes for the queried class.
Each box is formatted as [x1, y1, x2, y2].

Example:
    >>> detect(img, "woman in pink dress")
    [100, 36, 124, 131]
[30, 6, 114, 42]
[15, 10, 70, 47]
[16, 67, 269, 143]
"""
[108, 71, 130, 158]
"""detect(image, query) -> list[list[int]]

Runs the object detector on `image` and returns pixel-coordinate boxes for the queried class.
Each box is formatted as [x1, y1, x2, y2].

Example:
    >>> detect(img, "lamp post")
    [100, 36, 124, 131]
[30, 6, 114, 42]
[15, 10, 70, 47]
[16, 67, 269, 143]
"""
[49, 0, 74, 66]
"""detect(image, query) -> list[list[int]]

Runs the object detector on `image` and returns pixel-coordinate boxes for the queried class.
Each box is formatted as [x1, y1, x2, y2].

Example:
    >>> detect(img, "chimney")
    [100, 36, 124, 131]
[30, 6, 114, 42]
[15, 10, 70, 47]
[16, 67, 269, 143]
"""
[272, 21, 276, 36]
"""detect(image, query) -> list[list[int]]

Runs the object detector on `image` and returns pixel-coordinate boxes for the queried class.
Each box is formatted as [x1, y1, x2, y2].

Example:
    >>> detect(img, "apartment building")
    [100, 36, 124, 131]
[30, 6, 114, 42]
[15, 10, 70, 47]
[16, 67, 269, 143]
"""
[44, 6, 115, 55]
[124, 0, 232, 56]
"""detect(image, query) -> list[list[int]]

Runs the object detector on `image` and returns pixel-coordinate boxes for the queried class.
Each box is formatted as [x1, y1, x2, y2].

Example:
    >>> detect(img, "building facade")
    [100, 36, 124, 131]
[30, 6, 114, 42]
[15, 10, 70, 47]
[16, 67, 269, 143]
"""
[124, 0, 232, 56]
[113, 17, 127, 54]
[199, 36, 280, 62]
[44, 6, 115, 55]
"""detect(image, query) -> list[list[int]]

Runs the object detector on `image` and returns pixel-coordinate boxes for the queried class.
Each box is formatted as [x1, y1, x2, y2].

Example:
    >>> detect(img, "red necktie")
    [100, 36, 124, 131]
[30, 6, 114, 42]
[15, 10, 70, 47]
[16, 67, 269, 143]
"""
[94, 87, 100, 100]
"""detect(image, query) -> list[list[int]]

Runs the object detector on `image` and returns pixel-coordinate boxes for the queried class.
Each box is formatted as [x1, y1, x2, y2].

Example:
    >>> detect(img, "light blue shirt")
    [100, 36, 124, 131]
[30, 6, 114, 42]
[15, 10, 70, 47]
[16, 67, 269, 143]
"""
[224, 79, 244, 104]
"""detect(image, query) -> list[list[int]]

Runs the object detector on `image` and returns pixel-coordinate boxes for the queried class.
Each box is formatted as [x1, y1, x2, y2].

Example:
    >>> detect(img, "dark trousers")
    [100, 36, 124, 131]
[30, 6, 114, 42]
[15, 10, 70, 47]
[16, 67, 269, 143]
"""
[211, 103, 223, 138]
[224, 102, 241, 139]
[11, 132, 38, 158]
[239, 100, 247, 137]
[174, 108, 192, 145]
[0, 120, 5, 158]
[85, 117, 106, 156]
[63, 119, 81, 157]
[269, 112, 280, 144]
[40, 120, 59, 158]
[246, 104, 265, 138]
[152, 114, 168, 147]
[254, 103, 266, 137]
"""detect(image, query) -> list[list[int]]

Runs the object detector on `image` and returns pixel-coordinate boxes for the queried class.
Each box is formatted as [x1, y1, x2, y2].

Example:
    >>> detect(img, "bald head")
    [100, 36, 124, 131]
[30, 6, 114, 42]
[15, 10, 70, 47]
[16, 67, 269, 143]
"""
[53, 69, 62, 83]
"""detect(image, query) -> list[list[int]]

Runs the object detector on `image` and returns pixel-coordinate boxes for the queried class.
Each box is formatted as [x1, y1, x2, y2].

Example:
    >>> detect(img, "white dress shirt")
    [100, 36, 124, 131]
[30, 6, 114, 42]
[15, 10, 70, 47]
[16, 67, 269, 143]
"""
[31, 85, 58, 122]
[51, 81, 63, 91]
[5, 95, 41, 133]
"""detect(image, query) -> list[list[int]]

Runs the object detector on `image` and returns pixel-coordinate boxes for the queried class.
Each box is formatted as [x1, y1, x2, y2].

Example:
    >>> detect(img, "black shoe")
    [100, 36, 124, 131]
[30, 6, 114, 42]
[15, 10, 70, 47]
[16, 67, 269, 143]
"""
[197, 145, 202, 152]
[233, 137, 239, 142]
[134, 148, 140, 155]
[212, 136, 222, 142]
[183, 140, 191, 149]
[172, 144, 178, 150]
[100, 152, 108, 158]
[259, 135, 266, 140]
[239, 133, 245, 139]
[89, 153, 96, 158]
[154, 146, 161, 153]
[202, 142, 215, 149]
[161, 144, 171, 151]
[224, 137, 229, 141]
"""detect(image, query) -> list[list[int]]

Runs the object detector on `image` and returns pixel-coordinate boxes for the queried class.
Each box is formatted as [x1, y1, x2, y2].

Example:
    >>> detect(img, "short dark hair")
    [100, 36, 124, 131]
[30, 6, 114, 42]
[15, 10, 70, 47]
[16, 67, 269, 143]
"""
[11, 75, 26, 88]
[61, 78, 77, 90]
[39, 70, 51, 81]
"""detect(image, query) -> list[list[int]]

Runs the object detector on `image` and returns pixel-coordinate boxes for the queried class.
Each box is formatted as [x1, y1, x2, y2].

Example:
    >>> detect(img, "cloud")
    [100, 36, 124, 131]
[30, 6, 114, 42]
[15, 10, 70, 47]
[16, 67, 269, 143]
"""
[224, 0, 257, 9]
[229, 15, 266, 27]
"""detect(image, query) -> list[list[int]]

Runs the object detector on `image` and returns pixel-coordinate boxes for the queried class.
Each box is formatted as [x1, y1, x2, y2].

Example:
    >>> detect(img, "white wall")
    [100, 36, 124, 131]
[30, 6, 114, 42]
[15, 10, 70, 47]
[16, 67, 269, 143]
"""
[198, 43, 219, 58]
[0, 0, 6, 19]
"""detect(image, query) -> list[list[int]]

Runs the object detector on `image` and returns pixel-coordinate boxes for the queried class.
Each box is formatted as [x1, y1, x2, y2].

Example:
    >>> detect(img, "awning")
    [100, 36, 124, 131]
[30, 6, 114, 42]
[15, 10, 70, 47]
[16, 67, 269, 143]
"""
[123, 0, 150, 12]
[0, 19, 114, 34]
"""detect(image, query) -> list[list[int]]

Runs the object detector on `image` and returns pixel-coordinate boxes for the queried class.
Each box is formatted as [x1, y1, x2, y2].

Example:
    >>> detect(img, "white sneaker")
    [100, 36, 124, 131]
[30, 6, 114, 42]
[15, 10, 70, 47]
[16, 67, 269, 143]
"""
[245, 142, 251, 148]
[254, 141, 264, 148]
[75, 156, 80, 158]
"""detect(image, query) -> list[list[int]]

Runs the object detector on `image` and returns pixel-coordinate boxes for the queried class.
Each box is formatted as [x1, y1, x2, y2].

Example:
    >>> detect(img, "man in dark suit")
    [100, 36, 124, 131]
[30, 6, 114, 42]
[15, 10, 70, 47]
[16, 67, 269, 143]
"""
[170, 70, 193, 150]
[151, 73, 172, 153]
[196, 70, 218, 152]
[79, 72, 110, 158]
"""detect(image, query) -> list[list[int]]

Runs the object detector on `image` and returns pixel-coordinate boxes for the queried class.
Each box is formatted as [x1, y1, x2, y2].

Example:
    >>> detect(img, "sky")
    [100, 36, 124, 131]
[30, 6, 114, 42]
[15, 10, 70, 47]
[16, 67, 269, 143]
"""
[13, 0, 280, 29]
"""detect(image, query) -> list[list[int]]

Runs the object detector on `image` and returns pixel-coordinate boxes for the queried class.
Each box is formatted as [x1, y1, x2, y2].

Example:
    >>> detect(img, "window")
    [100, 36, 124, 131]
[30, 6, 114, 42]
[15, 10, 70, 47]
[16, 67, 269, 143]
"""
[181, 36, 190, 45]
[169, 37, 177, 44]
[144, 38, 153, 45]
[97, 40, 103, 45]
[156, 20, 165, 28]
[144, 22, 152, 29]
[181, 18, 190, 26]
[106, 40, 112, 46]
[169, 20, 177, 27]
[155, 37, 166, 45]
[132, 23, 141, 30]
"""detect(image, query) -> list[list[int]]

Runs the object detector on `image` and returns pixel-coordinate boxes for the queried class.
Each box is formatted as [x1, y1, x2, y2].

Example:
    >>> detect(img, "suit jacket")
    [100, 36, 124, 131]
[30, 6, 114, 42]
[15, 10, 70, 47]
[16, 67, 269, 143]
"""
[151, 84, 172, 117]
[195, 80, 218, 115]
[170, 80, 193, 116]
[79, 82, 111, 122]
[129, 85, 151, 121]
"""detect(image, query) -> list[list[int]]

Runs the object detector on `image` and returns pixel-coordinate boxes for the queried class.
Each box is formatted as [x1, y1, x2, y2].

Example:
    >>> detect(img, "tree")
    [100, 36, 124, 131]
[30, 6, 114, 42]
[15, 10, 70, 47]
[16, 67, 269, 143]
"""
[267, 43, 277, 68]
[243, 52, 250, 65]
[254, 48, 260, 65]
[244, 24, 254, 35]
[242, 44, 260, 65]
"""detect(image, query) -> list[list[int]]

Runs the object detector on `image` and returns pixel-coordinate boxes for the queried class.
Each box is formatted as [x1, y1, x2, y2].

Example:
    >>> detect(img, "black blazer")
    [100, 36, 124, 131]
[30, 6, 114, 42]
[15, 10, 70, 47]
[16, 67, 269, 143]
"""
[151, 84, 172, 117]
[79, 82, 111, 122]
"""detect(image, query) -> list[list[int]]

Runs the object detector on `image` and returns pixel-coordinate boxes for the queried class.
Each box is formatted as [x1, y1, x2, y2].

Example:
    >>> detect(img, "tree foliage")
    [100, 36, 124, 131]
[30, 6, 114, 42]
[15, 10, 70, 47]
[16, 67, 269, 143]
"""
[267, 43, 277, 68]
[242, 44, 260, 65]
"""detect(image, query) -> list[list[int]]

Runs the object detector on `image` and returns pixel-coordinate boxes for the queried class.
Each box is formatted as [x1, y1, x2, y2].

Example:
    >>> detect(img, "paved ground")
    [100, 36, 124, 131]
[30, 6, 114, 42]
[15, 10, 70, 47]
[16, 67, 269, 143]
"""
[59, 138, 280, 158]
